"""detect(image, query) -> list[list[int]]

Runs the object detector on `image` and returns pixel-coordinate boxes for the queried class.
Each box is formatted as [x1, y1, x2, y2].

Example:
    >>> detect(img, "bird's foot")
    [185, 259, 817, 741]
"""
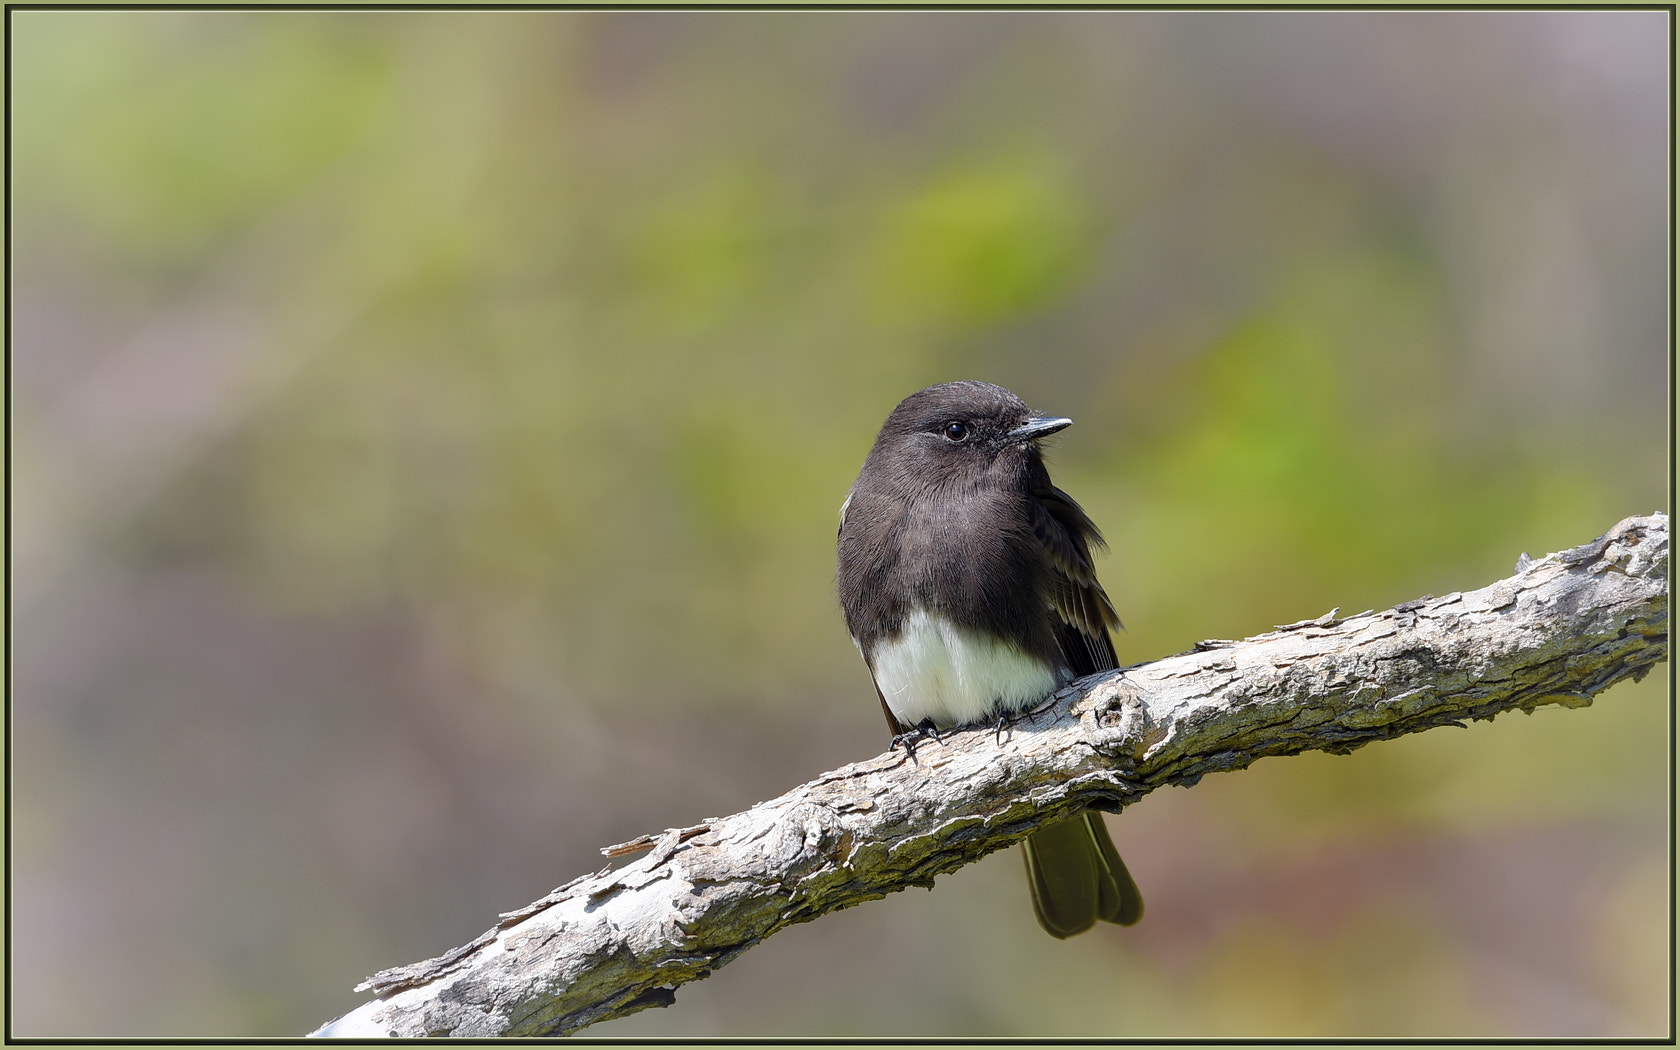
[890, 718, 943, 759]
[992, 709, 1019, 745]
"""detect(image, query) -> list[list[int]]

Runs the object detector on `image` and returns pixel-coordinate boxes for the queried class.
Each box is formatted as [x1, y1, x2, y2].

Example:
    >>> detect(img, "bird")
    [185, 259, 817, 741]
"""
[836, 379, 1143, 938]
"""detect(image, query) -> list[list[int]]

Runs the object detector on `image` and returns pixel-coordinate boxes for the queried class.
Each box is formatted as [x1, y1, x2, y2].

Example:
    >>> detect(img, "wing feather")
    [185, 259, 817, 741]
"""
[1028, 485, 1122, 675]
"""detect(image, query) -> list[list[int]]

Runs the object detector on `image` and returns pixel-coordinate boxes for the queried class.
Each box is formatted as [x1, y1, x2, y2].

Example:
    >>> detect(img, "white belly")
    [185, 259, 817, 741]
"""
[869, 608, 1064, 729]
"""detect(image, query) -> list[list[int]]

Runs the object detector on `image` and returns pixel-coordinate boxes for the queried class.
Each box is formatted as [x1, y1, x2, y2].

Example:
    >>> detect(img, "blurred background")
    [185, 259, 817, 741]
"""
[9, 9, 1670, 1038]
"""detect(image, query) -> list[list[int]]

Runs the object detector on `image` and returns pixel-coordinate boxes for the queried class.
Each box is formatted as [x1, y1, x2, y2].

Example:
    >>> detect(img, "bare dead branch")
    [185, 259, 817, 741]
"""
[313, 513, 1668, 1038]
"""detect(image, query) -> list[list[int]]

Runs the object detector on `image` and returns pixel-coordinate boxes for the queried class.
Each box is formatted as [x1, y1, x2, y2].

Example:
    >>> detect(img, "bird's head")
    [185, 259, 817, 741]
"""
[870, 380, 1071, 487]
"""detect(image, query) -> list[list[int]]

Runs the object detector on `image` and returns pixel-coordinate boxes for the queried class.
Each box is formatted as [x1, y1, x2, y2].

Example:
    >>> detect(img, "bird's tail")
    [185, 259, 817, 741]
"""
[1022, 809, 1143, 938]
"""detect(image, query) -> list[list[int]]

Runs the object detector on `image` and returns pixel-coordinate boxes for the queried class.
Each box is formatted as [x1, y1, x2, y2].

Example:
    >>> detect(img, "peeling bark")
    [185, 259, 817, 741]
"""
[313, 513, 1668, 1039]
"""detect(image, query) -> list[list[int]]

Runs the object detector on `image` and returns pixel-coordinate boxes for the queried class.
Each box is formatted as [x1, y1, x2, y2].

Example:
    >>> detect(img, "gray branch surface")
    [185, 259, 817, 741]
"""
[313, 513, 1668, 1039]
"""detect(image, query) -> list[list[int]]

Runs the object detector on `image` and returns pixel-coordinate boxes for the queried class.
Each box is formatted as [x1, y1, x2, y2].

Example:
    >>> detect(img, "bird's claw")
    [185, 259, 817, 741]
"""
[890, 718, 943, 759]
[992, 710, 1016, 745]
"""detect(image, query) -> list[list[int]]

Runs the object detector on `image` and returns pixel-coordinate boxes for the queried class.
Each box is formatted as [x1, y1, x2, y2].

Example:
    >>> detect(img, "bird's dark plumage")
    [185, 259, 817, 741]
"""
[837, 380, 1143, 938]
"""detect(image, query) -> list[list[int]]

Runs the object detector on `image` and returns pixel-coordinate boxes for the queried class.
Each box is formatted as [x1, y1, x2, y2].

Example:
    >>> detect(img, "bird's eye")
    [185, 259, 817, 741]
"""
[944, 421, 969, 441]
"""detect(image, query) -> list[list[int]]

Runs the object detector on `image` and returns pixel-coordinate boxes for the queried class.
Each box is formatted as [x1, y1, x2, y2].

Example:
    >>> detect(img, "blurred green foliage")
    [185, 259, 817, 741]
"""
[10, 10, 1668, 1038]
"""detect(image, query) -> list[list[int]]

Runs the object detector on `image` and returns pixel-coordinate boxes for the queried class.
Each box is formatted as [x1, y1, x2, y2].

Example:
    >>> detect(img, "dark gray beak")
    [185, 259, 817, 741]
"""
[1007, 415, 1073, 443]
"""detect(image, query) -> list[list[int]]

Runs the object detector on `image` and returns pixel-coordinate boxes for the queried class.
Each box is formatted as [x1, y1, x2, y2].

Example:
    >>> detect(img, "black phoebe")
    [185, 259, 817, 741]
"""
[837, 380, 1143, 939]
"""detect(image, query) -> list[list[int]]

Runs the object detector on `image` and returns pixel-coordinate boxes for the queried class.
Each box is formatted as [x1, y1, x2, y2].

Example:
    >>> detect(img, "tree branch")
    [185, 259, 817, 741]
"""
[313, 513, 1668, 1038]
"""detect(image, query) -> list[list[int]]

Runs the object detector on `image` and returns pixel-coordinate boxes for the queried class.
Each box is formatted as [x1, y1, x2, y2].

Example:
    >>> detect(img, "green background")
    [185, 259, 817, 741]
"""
[10, 10, 1670, 1037]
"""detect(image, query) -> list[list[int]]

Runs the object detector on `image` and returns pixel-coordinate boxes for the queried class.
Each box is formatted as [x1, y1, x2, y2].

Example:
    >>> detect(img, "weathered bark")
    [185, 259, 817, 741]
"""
[314, 513, 1668, 1039]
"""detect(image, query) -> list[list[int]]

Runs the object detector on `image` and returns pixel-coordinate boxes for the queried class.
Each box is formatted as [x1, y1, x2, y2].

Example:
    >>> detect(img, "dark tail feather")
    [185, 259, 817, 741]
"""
[1022, 810, 1144, 939]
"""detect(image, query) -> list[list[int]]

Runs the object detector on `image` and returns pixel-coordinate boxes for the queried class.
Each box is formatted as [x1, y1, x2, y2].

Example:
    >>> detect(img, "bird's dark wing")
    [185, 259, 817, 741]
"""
[1029, 485, 1122, 676]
